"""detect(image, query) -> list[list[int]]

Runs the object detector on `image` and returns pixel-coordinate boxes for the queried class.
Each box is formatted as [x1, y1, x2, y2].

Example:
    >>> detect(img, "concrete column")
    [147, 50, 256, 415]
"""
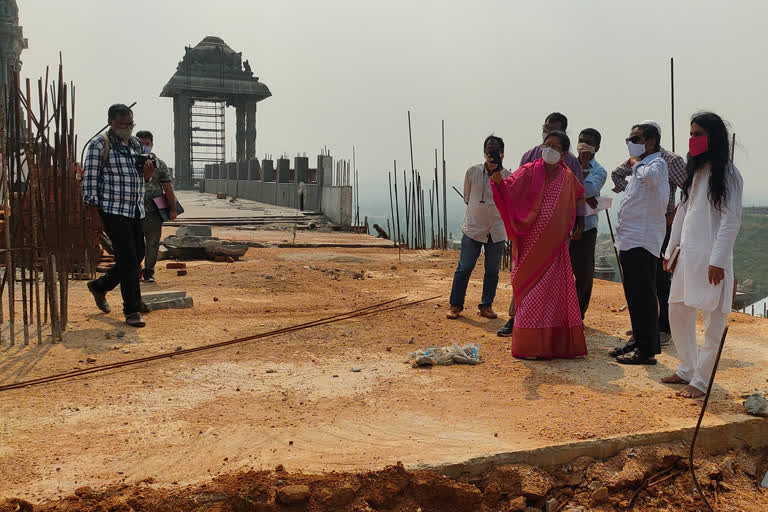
[237, 161, 248, 180]
[277, 158, 291, 183]
[248, 159, 261, 181]
[262, 159, 275, 181]
[172, 95, 193, 189]
[245, 101, 257, 160]
[294, 156, 309, 183]
[235, 102, 245, 162]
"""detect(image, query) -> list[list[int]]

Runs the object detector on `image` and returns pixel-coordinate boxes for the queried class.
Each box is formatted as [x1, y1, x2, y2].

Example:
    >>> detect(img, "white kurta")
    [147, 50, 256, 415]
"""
[664, 163, 743, 314]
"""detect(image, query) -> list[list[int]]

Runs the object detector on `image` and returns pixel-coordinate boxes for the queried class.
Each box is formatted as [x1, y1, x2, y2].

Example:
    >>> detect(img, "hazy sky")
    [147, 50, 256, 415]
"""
[16, 0, 768, 231]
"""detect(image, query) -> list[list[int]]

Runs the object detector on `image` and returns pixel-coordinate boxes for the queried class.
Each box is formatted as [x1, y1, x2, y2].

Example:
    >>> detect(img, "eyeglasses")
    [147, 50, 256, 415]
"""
[626, 136, 642, 144]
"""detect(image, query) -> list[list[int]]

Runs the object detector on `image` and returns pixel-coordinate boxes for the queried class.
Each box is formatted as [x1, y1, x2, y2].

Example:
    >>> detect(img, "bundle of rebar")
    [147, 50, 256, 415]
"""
[387, 113, 449, 250]
[0, 59, 100, 346]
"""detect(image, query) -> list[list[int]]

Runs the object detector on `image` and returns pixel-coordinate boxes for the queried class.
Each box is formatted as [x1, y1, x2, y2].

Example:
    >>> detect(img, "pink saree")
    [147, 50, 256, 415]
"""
[492, 159, 587, 359]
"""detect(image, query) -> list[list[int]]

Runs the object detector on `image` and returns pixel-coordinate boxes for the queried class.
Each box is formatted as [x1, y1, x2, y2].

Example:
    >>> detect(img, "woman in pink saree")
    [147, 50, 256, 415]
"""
[491, 131, 587, 359]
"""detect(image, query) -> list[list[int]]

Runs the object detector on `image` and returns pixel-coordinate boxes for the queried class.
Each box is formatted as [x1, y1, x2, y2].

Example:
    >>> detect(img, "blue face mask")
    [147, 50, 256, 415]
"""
[141, 144, 152, 154]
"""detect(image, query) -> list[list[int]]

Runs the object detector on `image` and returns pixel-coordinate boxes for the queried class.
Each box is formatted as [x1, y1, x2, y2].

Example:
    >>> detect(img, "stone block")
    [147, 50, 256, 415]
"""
[211, 244, 248, 258]
[176, 225, 213, 237]
[144, 296, 193, 312]
[141, 290, 187, 303]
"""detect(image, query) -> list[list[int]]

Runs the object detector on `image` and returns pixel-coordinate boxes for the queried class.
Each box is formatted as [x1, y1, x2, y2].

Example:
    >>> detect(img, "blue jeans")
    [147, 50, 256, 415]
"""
[449, 234, 505, 310]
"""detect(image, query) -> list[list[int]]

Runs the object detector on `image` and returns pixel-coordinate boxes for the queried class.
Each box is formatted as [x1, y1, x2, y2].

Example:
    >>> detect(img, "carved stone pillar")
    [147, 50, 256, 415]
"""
[173, 95, 193, 189]
[235, 102, 245, 162]
[245, 101, 257, 160]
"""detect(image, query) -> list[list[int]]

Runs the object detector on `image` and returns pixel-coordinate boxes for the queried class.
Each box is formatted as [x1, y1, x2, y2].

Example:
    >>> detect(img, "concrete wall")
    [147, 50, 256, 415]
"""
[202, 157, 352, 225]
[202, 178, 327, 213]
[321, 186, 353, 225]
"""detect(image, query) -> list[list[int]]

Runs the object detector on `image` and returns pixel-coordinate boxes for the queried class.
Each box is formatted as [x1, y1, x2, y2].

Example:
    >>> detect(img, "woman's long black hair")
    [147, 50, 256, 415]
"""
[681, 112, 731, 211]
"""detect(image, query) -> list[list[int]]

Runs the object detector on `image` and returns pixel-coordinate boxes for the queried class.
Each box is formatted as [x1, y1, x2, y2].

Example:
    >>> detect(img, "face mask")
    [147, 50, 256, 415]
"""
[541, 147, 561, 165]
[689, 135, 708, 157]
[627, 141, 646, 158]
[113, 127, 133, 140]
[577, 143, 596, 155]
[141, 144, 152, 154]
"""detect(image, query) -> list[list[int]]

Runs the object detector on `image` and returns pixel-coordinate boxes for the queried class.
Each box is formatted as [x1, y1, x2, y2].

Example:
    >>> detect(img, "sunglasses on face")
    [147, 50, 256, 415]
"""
[626, 136, 643, 144]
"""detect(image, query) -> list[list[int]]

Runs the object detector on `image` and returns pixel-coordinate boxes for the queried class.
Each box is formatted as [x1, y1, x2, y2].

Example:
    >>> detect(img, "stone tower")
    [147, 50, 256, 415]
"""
[161, 36, 271, 189]
[0, 0, 27, 97]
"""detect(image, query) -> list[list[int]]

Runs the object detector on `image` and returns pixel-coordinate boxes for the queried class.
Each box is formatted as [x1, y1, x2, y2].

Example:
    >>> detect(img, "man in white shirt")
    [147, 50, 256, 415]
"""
[447, 135, 511, 320]
[612, 123, 670, 365]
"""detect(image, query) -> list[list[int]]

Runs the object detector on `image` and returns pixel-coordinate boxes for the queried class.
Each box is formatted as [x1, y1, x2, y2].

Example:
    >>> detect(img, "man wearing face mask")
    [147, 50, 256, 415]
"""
[612, 123, 669, 365]
[82, 104, 155, 327]
[136, 130, 176, 284]
[497, 112, 586, 337]
[569, 128, 607, 319]
[611, 121, 686, 345]
[447, 135, 510, 320]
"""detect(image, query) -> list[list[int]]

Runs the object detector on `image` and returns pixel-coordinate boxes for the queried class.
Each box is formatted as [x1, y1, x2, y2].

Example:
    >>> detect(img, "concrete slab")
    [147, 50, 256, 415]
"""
[175, 190, 303, 219]
[176, 225, 213, 237]
[423, 415, 768, 478]
[141, 290, 187, 303]
[144, 296, 193, 312]
[3, 250, 768, 501]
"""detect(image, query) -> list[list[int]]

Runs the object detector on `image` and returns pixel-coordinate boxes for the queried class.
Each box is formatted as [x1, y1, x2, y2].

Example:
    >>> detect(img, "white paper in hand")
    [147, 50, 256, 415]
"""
[584, 197, 612, 216]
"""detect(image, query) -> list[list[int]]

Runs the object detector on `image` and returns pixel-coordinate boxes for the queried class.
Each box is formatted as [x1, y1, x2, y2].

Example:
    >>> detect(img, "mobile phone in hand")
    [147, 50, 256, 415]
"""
[488, 149, 502, 172]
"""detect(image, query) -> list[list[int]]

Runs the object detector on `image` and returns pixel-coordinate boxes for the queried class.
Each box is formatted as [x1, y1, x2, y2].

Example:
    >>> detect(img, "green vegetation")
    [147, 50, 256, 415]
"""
[594, 209, 768, 302]
[733, 210, 768, 300]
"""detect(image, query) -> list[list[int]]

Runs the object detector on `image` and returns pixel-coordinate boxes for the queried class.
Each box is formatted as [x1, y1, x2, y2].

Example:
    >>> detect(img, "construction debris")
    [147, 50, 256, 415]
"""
[162, 225, 248, 261]
[409, 343, 483, 367]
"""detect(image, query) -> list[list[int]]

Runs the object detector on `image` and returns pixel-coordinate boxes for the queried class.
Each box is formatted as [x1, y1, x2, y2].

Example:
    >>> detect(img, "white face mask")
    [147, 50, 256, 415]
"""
[113, 127, 133, 141]
[541, 147, 561, 165]
[627, 141, 646, 158]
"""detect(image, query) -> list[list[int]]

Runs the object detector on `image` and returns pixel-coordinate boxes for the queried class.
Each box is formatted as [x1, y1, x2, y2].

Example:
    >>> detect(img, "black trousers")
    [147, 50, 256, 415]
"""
[619, 247, 661, 357]
[656, 224, 673, 334]
[569, 227, 597, 319]
[92, 211, 145, 316]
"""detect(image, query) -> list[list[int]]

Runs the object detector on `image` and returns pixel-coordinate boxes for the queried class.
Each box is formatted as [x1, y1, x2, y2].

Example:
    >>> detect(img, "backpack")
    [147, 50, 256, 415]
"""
[99, 133, 111, 173]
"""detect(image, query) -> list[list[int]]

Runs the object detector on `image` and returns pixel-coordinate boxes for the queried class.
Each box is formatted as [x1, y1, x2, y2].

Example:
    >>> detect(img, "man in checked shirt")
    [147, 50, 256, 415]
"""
[611, 120, 686, 345]
[82, 104, 156, 327]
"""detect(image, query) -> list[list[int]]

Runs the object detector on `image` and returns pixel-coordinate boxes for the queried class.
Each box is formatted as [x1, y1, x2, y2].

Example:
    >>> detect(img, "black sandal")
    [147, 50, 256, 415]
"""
[609, 342, 636, 358]
[615, 351, 657, 365]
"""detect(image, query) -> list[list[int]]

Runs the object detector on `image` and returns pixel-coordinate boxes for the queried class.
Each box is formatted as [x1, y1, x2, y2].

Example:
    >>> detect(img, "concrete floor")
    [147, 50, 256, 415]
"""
[1, 241, 766, 502]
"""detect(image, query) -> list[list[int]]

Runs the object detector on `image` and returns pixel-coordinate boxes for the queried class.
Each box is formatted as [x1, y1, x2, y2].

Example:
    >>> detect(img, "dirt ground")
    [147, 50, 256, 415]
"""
[1, 235, 767, 507]
[3, 445, 768, 511]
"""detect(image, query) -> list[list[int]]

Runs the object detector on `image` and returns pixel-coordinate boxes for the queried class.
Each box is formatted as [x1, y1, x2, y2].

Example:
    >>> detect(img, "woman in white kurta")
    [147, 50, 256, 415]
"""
[661, 112, 743, 398]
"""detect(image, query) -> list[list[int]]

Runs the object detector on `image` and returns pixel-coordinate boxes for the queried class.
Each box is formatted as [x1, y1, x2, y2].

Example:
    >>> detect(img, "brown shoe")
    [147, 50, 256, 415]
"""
[446, 306, 462, 319]
[479, 306, 498, 319]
